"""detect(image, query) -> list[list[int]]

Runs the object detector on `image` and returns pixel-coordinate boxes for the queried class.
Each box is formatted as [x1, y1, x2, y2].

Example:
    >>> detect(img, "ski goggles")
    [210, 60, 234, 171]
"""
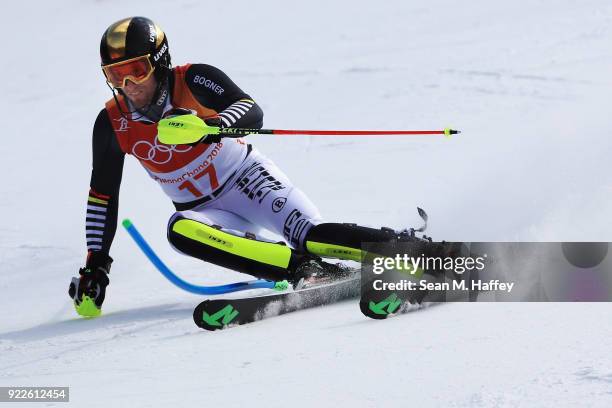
[102, 55, 155, 88]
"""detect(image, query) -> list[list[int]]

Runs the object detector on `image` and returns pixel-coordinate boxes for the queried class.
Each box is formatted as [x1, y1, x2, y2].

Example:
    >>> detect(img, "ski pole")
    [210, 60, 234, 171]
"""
[157, 114, 460, 145]
[219, 128, 459, 136]
[122, 219, 287, 295]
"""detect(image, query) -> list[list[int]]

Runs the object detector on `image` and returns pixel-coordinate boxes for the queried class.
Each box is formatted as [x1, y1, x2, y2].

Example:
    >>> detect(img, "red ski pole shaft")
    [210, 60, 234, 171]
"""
[219, 128, 460, 137]
[271, 129, 455, 136]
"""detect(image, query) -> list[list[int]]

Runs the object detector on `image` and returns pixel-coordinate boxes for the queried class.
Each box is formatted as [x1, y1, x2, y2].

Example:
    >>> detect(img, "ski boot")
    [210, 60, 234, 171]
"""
[290, 255, 357, 290]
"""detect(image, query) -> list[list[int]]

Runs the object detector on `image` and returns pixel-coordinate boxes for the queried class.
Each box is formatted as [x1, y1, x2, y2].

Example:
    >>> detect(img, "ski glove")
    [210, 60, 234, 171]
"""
[68, 254, 112, 316]
[200, 117, 223, 144]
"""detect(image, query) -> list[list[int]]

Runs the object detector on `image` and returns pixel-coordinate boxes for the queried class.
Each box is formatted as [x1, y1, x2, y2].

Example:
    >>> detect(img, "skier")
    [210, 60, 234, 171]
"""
[69, 16, 428, 315]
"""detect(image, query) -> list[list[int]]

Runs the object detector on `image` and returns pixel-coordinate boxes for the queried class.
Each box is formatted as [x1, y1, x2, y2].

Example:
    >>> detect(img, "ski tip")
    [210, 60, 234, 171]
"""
[193, 301, 237, 331]
[122, 219, 133, 229]
[416, 207, 428, 221]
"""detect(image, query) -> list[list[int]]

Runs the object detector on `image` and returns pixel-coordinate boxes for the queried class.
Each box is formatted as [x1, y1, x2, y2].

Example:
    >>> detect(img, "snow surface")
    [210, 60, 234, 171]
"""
[1, 0, 612, 406]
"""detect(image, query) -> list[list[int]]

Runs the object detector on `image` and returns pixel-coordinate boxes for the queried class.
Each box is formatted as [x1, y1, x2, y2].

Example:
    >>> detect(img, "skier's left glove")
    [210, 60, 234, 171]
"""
[199, 116, 223, 144]
[68, 253, 112, 317]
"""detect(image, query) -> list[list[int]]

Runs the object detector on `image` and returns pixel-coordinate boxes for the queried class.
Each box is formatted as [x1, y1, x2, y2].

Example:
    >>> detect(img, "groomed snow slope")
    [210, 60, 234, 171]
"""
[1, 0, 612, 406]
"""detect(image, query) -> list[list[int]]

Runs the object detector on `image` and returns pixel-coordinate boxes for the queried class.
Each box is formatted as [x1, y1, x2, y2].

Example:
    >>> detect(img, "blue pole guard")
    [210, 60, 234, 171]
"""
[122, 218, 277, 295]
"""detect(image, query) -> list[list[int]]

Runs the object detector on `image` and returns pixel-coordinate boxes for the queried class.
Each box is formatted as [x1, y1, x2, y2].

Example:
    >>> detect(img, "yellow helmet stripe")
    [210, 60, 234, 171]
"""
[154, 24, 165, 48]
[105, 17, 132, 60]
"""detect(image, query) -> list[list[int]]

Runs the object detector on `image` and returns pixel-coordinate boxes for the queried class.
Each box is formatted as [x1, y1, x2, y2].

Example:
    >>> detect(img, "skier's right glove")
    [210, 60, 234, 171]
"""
[68, 253, 112, 317]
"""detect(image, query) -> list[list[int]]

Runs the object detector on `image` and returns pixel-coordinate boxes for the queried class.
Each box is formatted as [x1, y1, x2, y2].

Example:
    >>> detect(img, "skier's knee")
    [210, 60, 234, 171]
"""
[167, 215, 303, 281]
[281, 207, 322, 249]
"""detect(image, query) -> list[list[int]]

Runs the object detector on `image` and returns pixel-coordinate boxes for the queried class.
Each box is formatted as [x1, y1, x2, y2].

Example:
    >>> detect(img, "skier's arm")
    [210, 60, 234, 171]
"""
[185, 64, 264, 129]
[69, 109, 125, 314]
[85, 109, 125, 268]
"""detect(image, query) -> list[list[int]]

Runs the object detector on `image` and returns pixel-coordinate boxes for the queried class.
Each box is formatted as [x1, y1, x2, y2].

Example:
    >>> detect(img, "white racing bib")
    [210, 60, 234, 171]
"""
[140, 138, 248, 203]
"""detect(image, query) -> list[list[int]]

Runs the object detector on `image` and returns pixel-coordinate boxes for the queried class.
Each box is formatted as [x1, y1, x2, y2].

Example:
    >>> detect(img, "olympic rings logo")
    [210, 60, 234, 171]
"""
[132, 135, 193, 164]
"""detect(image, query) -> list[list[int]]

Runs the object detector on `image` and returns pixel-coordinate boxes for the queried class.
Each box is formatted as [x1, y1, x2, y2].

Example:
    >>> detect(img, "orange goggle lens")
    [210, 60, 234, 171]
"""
[102, 55, 154, 88]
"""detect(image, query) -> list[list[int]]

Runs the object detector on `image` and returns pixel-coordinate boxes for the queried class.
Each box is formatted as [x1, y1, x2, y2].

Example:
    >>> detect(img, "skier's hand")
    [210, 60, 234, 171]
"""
[199, 117, 223, 144]
[68, 254, 112, 316]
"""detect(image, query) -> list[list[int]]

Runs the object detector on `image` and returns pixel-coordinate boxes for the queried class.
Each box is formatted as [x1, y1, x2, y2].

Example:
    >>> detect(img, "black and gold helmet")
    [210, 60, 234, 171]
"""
[100, 17, 171, 84]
